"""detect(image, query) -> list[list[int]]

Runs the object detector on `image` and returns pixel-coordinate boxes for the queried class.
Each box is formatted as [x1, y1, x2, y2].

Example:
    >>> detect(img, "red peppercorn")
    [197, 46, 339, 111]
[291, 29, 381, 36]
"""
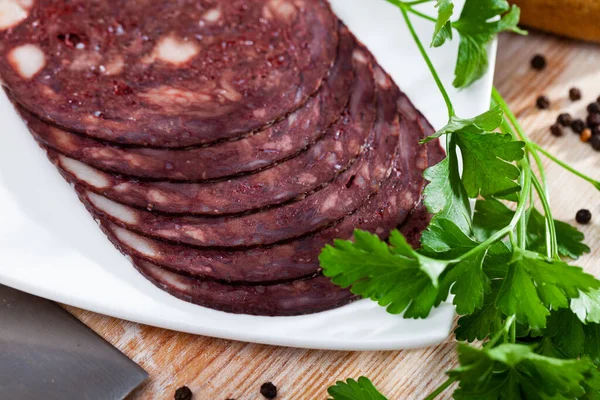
[581, 129, 592, 142]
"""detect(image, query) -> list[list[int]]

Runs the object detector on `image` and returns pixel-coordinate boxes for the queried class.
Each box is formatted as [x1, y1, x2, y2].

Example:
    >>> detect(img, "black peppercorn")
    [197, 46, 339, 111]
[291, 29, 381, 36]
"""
[592, 135, 600, 151]
[569, 88, 583, 101]
[531, 54, 547, 70]
[557, 113, 572, 127]
[572, 119, 586, 134]
[175, 386, 193, 400]
[536, 95, 550, 110]
[588, 113, 600, 128]
[588, 102, 600, 114]
[576, 209, 592, 225]
[593, 126, 600, 136]
[260, 382, 278, 399]
[550, 123, 564, 137]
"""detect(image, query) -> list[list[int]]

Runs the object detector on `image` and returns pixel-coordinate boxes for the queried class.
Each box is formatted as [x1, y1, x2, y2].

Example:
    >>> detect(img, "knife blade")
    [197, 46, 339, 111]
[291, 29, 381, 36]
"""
[0, 284, 148, 400]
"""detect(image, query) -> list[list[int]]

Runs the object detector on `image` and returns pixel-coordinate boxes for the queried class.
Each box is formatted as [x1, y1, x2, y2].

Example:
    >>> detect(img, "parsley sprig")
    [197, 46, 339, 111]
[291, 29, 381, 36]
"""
[322, 0, 600, 398]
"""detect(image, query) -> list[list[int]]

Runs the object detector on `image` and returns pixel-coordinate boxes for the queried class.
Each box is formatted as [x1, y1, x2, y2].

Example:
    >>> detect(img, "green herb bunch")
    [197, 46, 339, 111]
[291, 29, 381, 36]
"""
[322, 1, 600, 398]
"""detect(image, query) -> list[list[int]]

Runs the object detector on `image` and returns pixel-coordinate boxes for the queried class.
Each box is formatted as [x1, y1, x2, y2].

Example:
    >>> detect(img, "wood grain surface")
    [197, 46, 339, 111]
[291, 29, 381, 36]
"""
[64, 31, 600, 400]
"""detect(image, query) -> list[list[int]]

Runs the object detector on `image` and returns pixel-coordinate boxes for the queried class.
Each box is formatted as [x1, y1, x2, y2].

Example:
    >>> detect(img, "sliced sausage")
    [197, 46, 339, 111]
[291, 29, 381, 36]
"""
[43, 44, 377, 216]
[88, 93, 432, 283]
[62, 65, 400, 249]
[132, 258, 357, 316]
[0, 0, 338, 147]
[17, 26, 356, 180]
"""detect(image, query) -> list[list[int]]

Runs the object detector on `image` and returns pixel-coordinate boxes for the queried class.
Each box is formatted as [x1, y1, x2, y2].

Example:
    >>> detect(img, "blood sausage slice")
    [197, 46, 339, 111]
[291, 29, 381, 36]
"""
[125, 110, 443, 315]
[86, 89, 432, 284]
[65, 65, 399, 249]
[132, 258, 357, 316]
[44, 44, 377, 215]
[0, 0, 338, 147]
[18, 26, 356, 180]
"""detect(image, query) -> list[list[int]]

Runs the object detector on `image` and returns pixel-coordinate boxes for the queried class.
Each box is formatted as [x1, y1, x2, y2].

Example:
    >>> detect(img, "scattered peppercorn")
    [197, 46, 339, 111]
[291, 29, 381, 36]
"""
[175, 386, 193, 400]
[576, 209, 592, 225]
[593, 126, 600, 136]
[588, 102, 600, 114]
[536, 95, 550, 110]
[557, 113, 572, 127]
[592, 135, 600, 151]
[572, 119, 586, 134]
[550, 123, 564, 137]
[581, 128, 592, 142]
[531, 54, 547, 70]
[569, 88, 583, 101]
[260, 382, 278, 399]
[588, 113, 600, 128]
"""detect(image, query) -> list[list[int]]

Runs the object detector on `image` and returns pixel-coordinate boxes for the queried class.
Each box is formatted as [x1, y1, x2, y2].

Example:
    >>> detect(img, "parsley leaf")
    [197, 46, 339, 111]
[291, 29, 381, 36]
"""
[423, 155, 472, 234]
[450, 343, 594, 399]
[422, 219, 490, 314]
[452, 1, 526, 88]
[544, 309, 587, 359]
[431, 0, 454, 48]
[327, 377, 387, 400]
[527, 208, 591, 260]
[535, 309, 600, 367]
[497, 250, 600, 329]
[572, 289, 600, 324]
[455, 280, 505, 342]
[420, 106, 503, 144]
[319, 230, 448, 318]
[472, 199, 515, 241]
[456, 131, 525, 198]
[473, 199, 590, 259]
[440, 250, 489, 315]
[421, 218, 478, 257]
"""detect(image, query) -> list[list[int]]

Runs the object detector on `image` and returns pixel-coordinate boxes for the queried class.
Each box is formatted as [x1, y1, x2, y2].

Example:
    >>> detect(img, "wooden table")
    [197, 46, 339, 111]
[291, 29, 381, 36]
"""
[64, 31, 600, 400]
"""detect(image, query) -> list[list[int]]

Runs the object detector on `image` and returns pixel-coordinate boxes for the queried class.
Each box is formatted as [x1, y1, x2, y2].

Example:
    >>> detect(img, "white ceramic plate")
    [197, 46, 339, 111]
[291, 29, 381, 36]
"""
[0, 0, 495, 351]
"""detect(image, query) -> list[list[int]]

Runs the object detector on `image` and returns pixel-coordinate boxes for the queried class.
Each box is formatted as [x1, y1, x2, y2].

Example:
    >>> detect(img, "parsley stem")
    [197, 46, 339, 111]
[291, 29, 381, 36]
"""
[531, 174, 560, 259]
[510, 317, 517, 343]
[399, 6, 456, 118]
[407, 7, 437, 23]
[453, 168, 531, 264]
[403, 0, 434, 6]
[486, 315, 516, 348]
[493, 88, 559, 256]
[530, 142, 600, 192]
[424, 377, 457, 400]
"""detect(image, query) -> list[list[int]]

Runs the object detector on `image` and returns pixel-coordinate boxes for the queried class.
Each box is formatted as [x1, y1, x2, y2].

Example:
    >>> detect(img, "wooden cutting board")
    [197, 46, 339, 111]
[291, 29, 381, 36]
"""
[64, 32, 600, 399]
[511, 0, 600, 42]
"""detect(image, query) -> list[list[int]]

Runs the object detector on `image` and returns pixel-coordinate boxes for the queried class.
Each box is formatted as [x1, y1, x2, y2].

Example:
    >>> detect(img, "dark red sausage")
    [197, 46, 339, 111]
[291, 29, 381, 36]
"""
[88, 92, 434, 284]
[17, 26, 356, 180]
[0, 0, 338, 147]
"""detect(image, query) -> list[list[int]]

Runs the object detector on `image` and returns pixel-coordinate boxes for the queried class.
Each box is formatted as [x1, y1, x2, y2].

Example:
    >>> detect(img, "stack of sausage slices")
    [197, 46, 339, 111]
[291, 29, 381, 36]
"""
[0, 0, 443, 316]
